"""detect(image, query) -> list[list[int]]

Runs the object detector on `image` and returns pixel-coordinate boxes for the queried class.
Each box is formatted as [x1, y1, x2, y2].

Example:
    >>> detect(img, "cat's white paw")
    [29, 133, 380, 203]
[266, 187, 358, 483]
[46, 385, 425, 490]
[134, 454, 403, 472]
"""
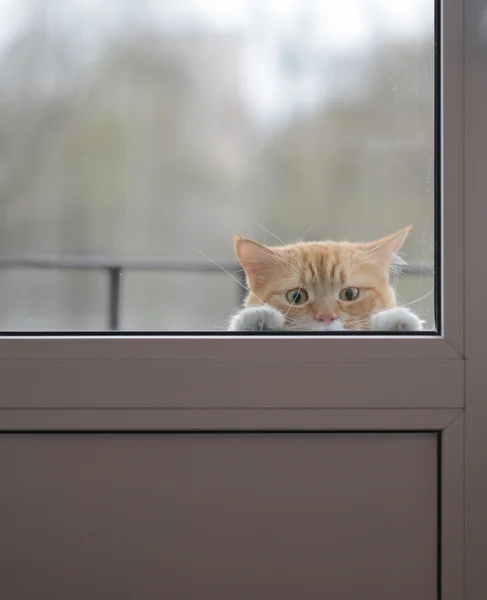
[371, 307, 423, 332]
[228, 305, 285, 332]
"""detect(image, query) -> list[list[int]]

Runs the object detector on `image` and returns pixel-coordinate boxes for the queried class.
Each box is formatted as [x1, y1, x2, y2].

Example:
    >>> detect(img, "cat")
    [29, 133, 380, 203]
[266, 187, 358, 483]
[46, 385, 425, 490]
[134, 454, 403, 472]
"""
[227, 227, 424, 332]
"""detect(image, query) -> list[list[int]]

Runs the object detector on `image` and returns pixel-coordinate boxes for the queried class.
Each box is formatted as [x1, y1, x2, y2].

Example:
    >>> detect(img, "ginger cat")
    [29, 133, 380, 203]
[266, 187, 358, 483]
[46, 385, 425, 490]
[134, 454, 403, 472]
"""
[228, 227, 423, 332]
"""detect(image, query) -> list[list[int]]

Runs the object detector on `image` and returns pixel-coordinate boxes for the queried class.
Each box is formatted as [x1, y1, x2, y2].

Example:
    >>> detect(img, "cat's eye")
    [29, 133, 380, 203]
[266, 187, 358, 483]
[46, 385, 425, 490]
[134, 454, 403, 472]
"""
[339, 287, 360, 302]
[285, 288, 309, 305]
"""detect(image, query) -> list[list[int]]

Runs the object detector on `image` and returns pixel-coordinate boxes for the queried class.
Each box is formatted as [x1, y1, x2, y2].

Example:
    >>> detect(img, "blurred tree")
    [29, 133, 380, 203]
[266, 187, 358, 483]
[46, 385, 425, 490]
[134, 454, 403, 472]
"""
[0, 11, 435, 329]
[260, 40, 434, 262]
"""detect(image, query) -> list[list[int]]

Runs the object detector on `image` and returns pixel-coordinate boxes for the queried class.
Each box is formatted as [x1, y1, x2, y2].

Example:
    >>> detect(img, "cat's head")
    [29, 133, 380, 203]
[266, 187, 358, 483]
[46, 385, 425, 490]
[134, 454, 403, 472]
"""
[234, 228, 410, 331]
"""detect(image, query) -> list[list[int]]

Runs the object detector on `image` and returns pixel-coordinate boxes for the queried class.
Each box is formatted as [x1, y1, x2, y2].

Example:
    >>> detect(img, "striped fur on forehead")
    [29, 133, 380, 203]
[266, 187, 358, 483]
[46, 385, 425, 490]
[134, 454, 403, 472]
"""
[275, 242, 359, 286]
[310, 244, 350, 284]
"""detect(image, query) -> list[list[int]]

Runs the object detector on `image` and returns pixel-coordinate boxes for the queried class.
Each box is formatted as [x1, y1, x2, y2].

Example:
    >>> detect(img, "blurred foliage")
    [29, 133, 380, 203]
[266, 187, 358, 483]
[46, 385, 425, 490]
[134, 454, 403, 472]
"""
[258, 42, 434, 256]
[0, 14, 435, 330]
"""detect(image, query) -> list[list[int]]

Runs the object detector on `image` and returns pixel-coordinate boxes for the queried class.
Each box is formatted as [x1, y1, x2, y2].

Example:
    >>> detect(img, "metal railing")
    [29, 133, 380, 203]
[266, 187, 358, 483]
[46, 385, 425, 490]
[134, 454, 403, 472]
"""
[0, 256, 433, 330]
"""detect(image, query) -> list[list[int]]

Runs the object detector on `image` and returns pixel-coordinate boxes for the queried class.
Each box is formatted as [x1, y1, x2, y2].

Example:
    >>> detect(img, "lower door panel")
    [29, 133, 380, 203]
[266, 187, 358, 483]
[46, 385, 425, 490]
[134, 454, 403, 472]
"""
[0, 433, 437, 600]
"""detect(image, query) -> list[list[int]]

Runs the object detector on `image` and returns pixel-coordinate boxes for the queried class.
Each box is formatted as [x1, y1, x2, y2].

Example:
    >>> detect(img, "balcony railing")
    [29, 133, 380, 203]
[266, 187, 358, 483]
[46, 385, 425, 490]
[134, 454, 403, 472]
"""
[0, 256, 433, 330]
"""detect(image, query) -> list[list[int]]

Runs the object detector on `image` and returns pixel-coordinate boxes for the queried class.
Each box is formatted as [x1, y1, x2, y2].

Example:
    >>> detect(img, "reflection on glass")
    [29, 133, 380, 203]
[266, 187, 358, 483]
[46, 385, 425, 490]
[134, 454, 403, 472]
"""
[0, 0, 435, 332]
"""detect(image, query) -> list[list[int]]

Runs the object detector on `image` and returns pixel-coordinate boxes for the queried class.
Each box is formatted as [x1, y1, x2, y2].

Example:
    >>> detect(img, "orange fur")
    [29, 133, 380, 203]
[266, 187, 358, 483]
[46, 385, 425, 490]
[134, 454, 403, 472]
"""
[234, 228, 410, 331]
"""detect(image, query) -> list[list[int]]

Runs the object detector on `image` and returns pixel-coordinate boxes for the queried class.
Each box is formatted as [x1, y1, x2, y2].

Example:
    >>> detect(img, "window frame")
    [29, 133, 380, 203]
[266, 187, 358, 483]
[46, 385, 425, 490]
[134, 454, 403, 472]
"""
[0, 0, 464, 406]
[3, 0, 485, 597]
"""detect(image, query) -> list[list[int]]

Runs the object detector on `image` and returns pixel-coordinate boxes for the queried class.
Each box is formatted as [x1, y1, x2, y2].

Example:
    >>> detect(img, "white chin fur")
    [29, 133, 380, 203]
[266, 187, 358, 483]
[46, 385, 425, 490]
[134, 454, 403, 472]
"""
[297, 319, 344, 332]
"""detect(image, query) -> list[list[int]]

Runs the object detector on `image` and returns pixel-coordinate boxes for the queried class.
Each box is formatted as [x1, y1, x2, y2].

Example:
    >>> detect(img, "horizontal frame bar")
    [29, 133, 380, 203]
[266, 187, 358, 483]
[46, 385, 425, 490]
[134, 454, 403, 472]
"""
[0, 356, 464, 410]
[0, 408, 462, 431]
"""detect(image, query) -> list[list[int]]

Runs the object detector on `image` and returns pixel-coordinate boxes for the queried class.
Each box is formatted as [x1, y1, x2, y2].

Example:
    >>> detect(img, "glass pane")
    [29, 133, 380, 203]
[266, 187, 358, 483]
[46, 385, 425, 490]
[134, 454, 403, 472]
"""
[0, 0, 435, 333]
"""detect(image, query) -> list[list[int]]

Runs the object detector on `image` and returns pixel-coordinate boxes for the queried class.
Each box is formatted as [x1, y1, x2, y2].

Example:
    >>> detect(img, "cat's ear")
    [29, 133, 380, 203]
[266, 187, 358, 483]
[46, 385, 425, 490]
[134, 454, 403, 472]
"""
[234, 235, 275, 278]
[364, 226, 411, 266]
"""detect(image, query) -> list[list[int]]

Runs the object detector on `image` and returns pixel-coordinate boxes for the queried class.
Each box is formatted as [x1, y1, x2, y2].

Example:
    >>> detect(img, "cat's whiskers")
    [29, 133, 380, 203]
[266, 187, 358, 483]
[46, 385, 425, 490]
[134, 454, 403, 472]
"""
[300, 224, 317, 241]
[271, 252, 302, 273]
[344, 318, 368, 330]
[390, 271, 399, 294]
[341, 252, 363, 277]
[400, 287, 434, 309]
[285, 316, 302, 324]
[283, 320, 307, 331]
[345, 310, 376, 330]
[282, 283, 305, 319]
[256, 223, 301, 269]
[349, 319, 372, 330]
[194, 248, 267, 307]
[279, 310, 304, 327]
[361, 247, 407, 278]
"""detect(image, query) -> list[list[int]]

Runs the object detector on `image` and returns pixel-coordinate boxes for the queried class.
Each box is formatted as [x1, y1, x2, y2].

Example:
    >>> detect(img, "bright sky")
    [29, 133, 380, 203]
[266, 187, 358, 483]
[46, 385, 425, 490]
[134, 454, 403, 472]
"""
[0, 0, 434, 124]
[155, 0, 432, 45]
[0, 0, 433, 47]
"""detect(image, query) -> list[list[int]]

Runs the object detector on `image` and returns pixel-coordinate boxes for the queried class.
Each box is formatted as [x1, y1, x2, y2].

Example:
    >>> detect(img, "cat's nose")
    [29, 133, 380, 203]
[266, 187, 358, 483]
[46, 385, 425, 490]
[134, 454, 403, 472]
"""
[315, 313, 338, 324]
